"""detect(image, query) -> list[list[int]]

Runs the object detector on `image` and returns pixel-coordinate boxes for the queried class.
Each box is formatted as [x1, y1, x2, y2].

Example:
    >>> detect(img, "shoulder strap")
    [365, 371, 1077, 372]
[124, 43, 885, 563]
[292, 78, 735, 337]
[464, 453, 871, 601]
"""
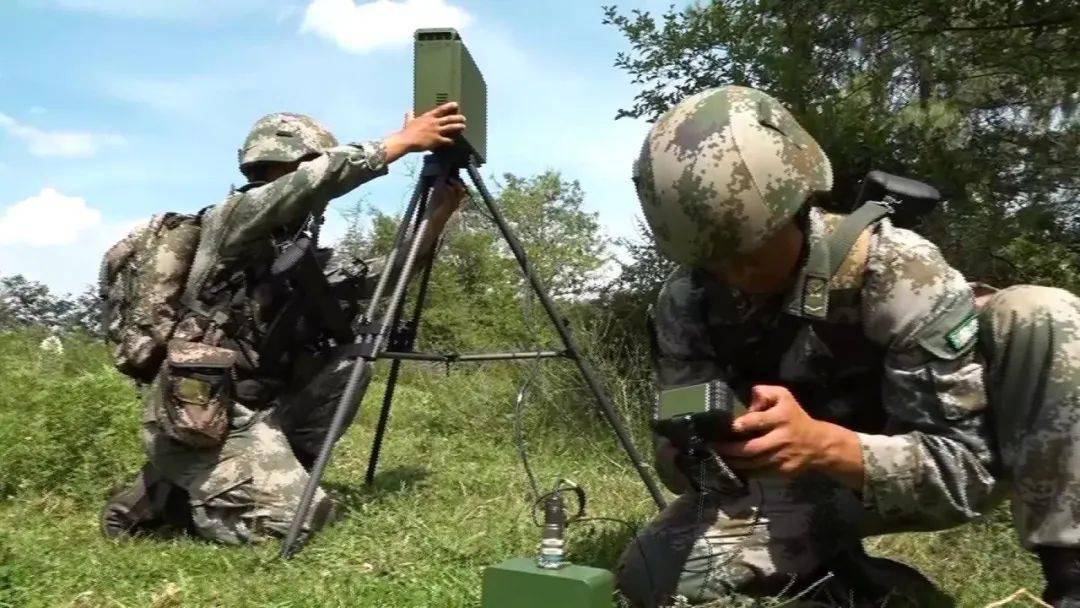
[794, 201, 893, 319]
[827, 201, 892, 279]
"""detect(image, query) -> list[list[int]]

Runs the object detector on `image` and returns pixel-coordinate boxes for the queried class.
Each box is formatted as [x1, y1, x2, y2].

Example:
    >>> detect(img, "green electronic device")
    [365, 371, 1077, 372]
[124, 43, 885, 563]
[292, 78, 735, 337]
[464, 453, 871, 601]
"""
[654, 380, 744, 436]
[482, 558, 614, 608]
[413, 28, 487, 165]
[652, 380, 747, 493]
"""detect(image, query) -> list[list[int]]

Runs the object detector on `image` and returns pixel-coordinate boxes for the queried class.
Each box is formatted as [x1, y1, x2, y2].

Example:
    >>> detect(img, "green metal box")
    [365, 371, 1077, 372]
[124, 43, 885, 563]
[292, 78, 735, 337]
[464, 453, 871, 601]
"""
[481, 558, 614, 608]
[413, 28, 487, 165]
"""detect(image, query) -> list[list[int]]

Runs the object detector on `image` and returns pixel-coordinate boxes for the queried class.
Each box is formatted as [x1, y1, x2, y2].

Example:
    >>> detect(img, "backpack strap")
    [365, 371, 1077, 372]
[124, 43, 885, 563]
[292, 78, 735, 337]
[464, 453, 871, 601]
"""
[789, 201, 893, 320]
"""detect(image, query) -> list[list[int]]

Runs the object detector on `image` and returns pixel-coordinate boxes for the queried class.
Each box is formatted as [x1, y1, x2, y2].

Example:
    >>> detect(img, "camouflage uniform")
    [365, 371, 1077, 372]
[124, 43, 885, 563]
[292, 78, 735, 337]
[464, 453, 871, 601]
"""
[141, 134, 390, 545]
[620, 86, 1080, 606]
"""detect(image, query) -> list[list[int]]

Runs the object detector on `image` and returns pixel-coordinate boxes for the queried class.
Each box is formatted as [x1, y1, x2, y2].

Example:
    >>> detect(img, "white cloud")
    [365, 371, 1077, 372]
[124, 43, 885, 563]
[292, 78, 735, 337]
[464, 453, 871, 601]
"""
[45, 0, 264, 21]
[301, 0, 472, 53]
[0, 188, 103, 247]
[0, 112, 124, 158]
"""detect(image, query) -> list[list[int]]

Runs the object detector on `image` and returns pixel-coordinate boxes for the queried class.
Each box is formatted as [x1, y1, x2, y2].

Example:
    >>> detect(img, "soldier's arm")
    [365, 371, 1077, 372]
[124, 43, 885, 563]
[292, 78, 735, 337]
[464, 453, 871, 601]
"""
[856, 223, 998, 530]
[650, 270, 728, 494]
[220, 142, 389, 255]
[220, 102, 466, 256]
[333, 177, 467, 302]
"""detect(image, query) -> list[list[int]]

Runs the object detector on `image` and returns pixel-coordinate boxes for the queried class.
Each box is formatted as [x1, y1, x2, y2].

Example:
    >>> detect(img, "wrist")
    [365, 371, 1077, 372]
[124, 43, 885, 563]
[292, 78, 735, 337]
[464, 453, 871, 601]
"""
[382, 132, 416, 164]
[812, 421, 865, 489]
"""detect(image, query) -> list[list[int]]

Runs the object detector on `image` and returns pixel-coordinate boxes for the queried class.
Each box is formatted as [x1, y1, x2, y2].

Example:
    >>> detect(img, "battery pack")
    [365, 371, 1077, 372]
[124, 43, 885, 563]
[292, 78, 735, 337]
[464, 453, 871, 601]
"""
[481, 558, 614, 608]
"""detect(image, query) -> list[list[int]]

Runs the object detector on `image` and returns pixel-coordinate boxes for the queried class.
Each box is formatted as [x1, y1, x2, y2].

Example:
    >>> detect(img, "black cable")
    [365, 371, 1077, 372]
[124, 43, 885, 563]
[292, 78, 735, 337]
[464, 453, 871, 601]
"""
[513, 353, 544, 500]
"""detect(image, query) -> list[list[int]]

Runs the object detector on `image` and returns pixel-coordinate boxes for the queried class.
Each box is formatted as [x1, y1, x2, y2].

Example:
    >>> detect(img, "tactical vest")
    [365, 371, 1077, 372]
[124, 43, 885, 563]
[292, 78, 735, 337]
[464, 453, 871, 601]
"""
[178, 193, 358, 391]
[701, 201, 895, 432]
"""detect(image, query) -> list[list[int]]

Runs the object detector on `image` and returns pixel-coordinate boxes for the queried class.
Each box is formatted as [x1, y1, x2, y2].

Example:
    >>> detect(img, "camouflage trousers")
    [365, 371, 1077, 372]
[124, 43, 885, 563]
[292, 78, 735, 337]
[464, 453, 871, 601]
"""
[617, 285, 1080, 606]
[143, 350, 367, 545]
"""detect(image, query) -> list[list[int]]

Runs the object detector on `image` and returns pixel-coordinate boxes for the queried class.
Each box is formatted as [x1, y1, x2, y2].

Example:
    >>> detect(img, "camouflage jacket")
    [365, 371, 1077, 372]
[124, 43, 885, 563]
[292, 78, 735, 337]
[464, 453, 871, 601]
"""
[652, 207, 999, 531]
[173, 141, 389, 378]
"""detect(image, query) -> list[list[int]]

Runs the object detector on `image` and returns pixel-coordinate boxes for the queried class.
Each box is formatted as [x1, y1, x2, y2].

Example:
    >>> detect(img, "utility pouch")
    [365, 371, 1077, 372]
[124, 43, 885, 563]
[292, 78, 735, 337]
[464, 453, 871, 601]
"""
[155, 340, 236, 448]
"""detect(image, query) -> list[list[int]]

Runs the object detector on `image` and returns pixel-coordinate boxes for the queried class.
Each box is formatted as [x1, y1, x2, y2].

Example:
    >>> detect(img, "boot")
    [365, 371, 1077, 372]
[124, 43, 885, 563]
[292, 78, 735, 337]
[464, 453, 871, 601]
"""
[1038, 547, 1080, 607]
[100, 462, 192, 538]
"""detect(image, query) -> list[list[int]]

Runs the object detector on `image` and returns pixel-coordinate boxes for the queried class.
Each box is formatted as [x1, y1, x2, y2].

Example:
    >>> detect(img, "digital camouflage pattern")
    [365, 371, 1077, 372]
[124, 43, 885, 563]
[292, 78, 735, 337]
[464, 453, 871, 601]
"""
[619, 208, 971, 605]
[99, 212, 201, 382]
[979, 285, 1080, 548]
[143, 351, 356, 544]
[137, 137, 390, 545]
[633, 86, 832, 267]
[619, 477, 869, 604]
[621, 204, 1080, 605]
[185, 139, 388, 309]
[238, 113, 340, 179]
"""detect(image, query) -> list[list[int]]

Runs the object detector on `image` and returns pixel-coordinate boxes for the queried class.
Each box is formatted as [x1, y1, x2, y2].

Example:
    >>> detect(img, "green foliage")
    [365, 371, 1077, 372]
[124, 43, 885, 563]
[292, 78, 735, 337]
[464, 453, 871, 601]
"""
[352, 170, 609, 351]
[603, 0, 1080, 290]
[0, 329, 657, 607]
[0, 328, 1042, 606]
[0, 330, 142, 502]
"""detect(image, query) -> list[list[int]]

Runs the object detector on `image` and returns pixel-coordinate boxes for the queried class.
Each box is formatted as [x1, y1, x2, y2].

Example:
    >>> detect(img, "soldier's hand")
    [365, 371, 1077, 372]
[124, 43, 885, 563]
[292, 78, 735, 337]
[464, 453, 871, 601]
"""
[714, 385, 863, 486]
[396, 102, 467, 152]
[432, 176, 468, 211]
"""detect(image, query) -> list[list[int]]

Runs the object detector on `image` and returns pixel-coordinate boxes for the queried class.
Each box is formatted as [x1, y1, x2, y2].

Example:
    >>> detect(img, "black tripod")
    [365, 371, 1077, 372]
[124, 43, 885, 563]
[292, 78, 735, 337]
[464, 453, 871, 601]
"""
[281, 152, 668, 557]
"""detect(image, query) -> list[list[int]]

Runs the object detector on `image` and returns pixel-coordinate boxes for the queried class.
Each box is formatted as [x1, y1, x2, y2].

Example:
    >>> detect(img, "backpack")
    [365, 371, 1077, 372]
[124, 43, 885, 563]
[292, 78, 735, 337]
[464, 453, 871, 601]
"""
[99, 212, 202, 382]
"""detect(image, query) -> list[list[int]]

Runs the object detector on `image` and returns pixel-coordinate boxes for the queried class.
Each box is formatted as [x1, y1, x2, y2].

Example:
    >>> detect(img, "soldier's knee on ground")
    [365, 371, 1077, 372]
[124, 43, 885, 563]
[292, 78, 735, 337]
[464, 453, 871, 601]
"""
[614, 497, 791, 606]
[189, 479, 337, 545]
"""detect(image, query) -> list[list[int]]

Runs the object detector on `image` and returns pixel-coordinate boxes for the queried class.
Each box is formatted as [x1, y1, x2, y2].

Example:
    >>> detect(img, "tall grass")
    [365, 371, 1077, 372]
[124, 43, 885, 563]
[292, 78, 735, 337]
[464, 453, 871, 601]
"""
[0, 328, 1044, 607]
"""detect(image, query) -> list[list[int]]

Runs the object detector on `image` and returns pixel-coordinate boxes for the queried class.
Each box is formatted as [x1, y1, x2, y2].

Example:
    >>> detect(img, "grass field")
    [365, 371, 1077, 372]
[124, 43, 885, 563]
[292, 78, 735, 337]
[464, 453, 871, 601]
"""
[0, 330, 1043, 607]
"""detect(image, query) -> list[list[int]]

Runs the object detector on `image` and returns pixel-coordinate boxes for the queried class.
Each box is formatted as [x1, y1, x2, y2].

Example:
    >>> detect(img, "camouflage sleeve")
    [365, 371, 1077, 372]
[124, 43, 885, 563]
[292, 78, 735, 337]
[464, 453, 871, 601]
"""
[220, 141, 389, 256]
[651, 269, 725, 493]
[652, 269, 724, 387]
[857, 222, 998, 530]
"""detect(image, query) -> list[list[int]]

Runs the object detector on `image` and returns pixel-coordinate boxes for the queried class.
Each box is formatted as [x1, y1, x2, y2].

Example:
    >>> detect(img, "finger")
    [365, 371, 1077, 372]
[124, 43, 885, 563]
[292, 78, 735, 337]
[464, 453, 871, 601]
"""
[429, 101, 460, 116]
[437, 114, 467, 125]
[748, 385, 787, 412]
[715, 431, 782, 458]
[437, 123, 467, 135]
[731, 407, 786, 435]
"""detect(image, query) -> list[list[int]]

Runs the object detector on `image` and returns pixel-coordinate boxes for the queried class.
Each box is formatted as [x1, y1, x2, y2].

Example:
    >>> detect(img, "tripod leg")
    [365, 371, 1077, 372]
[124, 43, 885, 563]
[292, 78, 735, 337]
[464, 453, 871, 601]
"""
[465, 161, 668, 510]
[281, 171, 440, 558]
[364, 247, 439, 485]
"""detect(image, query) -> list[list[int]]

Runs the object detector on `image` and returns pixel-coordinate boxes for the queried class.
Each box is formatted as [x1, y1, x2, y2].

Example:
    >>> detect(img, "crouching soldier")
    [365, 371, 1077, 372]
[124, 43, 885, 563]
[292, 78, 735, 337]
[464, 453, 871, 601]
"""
[619, 85, 1080, 607]
[101, 103, 467, 545]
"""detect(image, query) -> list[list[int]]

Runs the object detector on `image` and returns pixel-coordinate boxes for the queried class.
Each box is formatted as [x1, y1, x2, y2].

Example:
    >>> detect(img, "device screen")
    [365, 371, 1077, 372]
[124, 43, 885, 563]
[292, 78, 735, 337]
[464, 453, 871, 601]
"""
[658, 382, 712, 419]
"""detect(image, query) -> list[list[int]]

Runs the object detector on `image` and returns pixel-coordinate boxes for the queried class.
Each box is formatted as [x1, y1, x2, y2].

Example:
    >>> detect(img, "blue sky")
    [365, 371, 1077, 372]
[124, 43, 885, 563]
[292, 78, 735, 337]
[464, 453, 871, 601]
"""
[0, 0, 683, 295]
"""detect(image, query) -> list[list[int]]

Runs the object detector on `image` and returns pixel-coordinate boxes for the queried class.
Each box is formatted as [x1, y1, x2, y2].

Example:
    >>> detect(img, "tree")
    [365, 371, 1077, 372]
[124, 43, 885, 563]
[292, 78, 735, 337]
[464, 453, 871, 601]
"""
[0, 275, 66, 330]
[604, 0, 1080, 290]
[0, 275, 101, 335]
[335, 170, 609, 351]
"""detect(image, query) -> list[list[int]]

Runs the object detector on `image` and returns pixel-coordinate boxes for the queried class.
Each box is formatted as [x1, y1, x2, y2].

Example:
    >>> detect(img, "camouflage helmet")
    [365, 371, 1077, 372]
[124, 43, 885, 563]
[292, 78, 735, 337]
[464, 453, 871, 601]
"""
[633, 85, 833, 267]
[238, 112, 339, 178]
